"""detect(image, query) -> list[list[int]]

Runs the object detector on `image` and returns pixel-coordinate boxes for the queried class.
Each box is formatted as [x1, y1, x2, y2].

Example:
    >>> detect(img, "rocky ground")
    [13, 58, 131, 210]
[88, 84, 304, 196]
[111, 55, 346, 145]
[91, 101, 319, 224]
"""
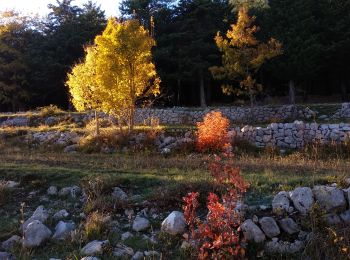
[1, 104, 350, 259]
[1, 176, 350, 259]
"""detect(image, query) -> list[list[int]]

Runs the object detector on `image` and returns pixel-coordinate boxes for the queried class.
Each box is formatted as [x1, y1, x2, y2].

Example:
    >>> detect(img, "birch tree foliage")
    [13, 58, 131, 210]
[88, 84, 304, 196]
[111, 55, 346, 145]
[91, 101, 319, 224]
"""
[66, 46, 100, 111]
[67, 18, 160, 128]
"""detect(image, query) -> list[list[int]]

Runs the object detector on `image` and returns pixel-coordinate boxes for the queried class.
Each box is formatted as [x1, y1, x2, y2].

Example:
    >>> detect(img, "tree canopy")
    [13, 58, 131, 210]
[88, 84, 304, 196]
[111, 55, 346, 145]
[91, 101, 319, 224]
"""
[0, 0, 350, 111]
[67, 18, 160, 129]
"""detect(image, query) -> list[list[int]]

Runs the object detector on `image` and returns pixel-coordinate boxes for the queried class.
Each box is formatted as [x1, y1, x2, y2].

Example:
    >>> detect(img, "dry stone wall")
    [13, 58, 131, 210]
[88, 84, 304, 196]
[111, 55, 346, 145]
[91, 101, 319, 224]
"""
[242, 181, 350, 255]
[235, 121, 350, 148]
[134, 105, 314, 125]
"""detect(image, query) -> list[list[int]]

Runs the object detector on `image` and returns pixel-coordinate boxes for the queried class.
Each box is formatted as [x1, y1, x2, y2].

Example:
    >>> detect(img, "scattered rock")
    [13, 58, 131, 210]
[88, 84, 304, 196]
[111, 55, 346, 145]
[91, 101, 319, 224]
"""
[265, 240, 305, 254]
[124, 209, 135, 218]
[325, 213, 342, 225]
[313, 186, 346, 213]
[278, 218, 300, 235]
[290, 187, 314, 215]
[132, 251, 144, 260]
[132, 216, 150, 232]
[1, 235, 21, 251]
[113, 243, 134, 257]
[0, 252, 14, 260]
[161, 211, 186, 235]
[53, 221, 76, 240]
[23, 220, 52, 248]
[53, 209, 69, 220]
[45, 116, 59, 126]
[121, 231, 134, 241]
[144, 251, 160, 257]
[64, 144, 77, 153]
[22, 205, 49, 231]
[272, 191, 290, 215]
[1, 117, 29, 127]
[81, 240, 109, 256]
[340, 210, 350, 224]
[58, 187, 72, 197]
[241, 219, 266, 243]
[111, 187, 128, 202]
[47, 186, 58, 196]
[81, 257, 101, 260]
[59, 186, 81, 198]
[259, 217, 280, 238]
[2, 181, 20, 189]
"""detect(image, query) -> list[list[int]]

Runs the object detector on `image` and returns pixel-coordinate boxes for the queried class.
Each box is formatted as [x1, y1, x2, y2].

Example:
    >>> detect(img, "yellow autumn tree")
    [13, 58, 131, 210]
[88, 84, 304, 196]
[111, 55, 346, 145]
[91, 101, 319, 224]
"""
[66, 46, 102, 134]
[67, 18, 160, 132]
[210, 6, 282, 108]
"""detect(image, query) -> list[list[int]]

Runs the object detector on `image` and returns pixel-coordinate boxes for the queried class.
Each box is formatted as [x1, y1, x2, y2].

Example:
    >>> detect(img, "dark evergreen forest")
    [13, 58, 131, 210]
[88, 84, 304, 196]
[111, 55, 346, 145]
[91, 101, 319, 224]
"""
[0, 0, 349, 111]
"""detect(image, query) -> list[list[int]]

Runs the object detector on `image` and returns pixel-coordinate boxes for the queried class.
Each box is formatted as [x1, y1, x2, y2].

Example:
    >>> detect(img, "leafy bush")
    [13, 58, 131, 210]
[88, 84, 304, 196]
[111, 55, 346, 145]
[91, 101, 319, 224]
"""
[196, 111, 231, 153]
[183, 154, 248, 259]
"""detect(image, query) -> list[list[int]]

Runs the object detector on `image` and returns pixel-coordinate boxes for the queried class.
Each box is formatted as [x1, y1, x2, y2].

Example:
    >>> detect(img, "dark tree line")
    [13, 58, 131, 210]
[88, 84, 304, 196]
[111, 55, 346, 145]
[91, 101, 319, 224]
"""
[0, 0, 349, 111]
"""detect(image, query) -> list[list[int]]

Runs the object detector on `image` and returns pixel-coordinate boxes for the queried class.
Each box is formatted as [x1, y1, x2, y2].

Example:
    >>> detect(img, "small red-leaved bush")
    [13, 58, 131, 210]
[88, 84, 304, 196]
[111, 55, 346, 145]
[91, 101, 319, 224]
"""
[183, 154, 248, 259]
[196, 111, 231, 153]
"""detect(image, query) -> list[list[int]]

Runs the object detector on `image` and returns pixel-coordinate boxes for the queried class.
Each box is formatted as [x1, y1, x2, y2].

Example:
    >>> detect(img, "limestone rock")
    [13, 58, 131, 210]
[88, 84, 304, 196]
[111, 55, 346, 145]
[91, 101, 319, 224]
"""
[132, 251, 144, 260]
[313, 186, 346, 212]
[23, 220, 52, 248]
[161, 211, 186, 235]
[113, 243, 134, 257]
[2, 181, 19, 189]
[53, 221, 76, 240]
[144, 251, 160, 257]
[47, 186, 58, 196]
[265, 240, 305, 254]
[111, 187, 128, 202]
[272, 191, 290, 215]
[325, 213, 342, 225]
[81, 240, 109, 256]
[132, 216, 150, 232]
[121, 231, 134, 241]
[22, 205, 49, 231]
[64, 144, 77, 153]
[340, 210, 350, 224]
[0, 252, 15, 260]
[53, 209, 69, 220]
[259, 217, 280, 238]
[59, 186, 81, 198]
[290, 187, 314, 214]
[278, 218, 300, 235]
[241, 219, 266, 243]
[1, 235, 21, 251]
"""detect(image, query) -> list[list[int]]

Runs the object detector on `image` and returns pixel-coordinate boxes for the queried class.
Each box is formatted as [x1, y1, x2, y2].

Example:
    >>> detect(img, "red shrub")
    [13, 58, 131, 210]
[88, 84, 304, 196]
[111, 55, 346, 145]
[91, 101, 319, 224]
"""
[196, 111, 231, 153]
[183, 154, 248, 259]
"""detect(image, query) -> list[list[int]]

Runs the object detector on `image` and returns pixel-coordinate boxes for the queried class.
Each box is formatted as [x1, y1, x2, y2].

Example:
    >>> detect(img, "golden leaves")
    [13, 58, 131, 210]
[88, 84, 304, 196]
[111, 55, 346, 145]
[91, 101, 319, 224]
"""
[211, 6, 282, 102]
[66, 18, 160, 118]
